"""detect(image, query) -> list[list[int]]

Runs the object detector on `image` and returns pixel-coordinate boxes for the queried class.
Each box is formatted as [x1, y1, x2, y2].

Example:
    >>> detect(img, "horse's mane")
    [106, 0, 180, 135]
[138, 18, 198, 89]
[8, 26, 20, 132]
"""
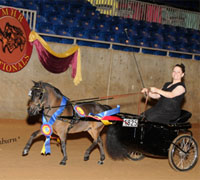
[37, 81, 68, 99]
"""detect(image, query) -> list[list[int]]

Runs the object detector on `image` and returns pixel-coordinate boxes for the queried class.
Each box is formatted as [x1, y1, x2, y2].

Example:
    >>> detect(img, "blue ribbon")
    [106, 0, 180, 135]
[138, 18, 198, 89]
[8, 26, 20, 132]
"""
[41, 96, 68, 154]
[89, 105, 120, 118]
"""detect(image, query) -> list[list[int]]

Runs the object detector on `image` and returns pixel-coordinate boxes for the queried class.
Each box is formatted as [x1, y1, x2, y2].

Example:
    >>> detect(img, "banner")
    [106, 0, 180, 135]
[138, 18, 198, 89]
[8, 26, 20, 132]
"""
[0, 7, 33, 72]
[29, 31, 82, 86]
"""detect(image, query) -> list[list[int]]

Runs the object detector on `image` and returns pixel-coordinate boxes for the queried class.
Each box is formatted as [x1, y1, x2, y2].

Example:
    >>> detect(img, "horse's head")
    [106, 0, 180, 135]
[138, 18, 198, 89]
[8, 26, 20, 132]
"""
[27, 81, 47, 116]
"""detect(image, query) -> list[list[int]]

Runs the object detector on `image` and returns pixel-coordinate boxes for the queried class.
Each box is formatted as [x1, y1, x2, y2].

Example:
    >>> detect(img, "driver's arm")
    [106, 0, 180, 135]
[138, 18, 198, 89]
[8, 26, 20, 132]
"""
[150, 85, 185, 98]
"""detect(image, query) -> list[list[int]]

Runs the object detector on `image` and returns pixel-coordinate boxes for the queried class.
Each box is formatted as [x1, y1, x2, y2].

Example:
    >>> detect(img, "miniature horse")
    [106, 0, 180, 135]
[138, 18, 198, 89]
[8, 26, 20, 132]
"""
[22, 81, 111, 165]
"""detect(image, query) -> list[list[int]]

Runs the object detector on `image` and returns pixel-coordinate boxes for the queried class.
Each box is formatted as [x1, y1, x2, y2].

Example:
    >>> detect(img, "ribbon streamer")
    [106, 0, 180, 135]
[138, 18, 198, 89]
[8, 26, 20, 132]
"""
[41, 96, 68, 154]
[74, 105, 120, 125]
[89, 105, 120, 125]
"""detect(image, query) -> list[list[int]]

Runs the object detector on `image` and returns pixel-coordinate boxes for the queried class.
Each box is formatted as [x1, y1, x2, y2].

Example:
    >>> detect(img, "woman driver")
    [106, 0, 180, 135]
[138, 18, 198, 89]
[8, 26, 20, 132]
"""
[141, 63, 186, 124]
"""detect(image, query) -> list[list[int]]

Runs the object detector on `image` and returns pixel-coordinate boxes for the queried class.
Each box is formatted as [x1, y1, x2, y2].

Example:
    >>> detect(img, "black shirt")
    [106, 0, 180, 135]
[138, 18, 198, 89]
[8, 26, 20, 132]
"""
[144, 82, 186, 123]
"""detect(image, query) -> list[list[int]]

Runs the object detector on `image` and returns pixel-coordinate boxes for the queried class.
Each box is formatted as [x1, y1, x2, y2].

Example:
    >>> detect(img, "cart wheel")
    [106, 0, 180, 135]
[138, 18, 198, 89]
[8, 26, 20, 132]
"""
[127, 151, 144, 161]
[168, 134, 198, 171]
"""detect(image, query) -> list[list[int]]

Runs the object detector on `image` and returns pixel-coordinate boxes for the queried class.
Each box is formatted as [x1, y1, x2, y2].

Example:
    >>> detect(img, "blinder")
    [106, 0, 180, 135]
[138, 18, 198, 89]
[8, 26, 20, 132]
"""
[29, 86, 46, 110]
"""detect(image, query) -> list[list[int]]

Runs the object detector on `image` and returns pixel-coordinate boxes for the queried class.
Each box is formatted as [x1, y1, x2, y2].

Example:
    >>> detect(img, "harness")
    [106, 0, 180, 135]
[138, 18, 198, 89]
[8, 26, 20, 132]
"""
[35, 85, 121, 153]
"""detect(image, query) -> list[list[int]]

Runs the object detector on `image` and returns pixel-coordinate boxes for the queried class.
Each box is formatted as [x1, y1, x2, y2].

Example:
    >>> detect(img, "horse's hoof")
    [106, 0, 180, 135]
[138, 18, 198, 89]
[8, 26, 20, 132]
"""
[59, 161, 66, 165]
[84, 156, 89, 161]
[22, 150, 28, 156]
[98, 160, 104, 165]
[41, 153, 50, 156]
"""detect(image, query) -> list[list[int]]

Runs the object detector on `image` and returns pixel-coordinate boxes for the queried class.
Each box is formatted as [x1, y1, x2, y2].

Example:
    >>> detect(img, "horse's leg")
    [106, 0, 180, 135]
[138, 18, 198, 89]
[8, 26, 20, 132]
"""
[22, 130, 41, 156]
[84, 141, 97, 161]
[58, 126, 72, 165]
[59, 139, 67, 165]
[96, 136, 105, 165]
[85, 128, 105, 165]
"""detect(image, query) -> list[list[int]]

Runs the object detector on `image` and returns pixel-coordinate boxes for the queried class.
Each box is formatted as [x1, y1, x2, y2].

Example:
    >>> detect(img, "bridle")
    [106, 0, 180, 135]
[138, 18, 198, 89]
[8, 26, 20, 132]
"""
[29, 86, 47, 112]
[28, 85, 72, 118]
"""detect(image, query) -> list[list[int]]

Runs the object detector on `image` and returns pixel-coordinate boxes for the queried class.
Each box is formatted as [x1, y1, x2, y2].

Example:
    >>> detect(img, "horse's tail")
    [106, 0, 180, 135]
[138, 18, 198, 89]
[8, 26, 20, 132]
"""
[105, 124, 128, 160]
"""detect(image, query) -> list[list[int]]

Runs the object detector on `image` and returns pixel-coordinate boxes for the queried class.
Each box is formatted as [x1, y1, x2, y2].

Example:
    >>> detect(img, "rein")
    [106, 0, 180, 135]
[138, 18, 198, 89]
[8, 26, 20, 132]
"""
[43, 92, 149, 119]
[137, 93, 149, 115]
[71, 92, 142, 104]
[42, 92, 142, 110]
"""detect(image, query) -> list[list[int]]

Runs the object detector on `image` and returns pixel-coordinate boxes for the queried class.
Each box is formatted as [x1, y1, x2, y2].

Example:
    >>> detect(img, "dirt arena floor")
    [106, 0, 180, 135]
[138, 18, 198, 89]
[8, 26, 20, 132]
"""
[0, 118, 199, 180]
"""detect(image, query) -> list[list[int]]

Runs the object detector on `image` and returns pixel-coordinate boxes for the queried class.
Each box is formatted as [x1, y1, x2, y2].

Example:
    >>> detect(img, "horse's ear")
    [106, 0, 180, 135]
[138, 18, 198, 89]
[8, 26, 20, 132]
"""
[32, 80, 37, 85]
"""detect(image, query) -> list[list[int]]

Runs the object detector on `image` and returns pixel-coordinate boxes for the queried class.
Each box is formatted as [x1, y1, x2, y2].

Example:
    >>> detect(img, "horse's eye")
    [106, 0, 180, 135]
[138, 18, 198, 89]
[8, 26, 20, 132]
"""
[39, 92, 43, 100]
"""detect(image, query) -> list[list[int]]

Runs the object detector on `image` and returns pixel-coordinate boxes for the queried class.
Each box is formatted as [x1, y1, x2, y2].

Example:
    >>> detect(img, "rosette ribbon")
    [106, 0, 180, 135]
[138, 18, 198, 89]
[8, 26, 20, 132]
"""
[41, 96, 68, 154]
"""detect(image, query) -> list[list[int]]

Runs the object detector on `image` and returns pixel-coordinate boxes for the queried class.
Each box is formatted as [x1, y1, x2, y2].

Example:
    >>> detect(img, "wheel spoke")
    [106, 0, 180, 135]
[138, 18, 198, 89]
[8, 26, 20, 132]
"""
[169, 134, 198, 171]
[127, 151, 144, 161]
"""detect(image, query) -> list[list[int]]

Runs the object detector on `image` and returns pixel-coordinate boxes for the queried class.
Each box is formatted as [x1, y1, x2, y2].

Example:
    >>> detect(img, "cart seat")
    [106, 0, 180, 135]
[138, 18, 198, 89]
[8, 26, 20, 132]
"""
[169, 110, 192, 123]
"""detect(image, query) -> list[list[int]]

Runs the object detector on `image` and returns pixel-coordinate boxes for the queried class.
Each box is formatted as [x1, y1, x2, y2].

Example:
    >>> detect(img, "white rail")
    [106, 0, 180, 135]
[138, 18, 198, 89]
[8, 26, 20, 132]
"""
[88, 0, 200, 30]
[38, 32, 200, 60]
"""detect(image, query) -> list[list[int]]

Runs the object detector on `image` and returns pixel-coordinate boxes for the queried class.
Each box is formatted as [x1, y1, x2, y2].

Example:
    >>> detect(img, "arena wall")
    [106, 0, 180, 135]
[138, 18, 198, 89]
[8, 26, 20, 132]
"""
[0, 42, 199, 123]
